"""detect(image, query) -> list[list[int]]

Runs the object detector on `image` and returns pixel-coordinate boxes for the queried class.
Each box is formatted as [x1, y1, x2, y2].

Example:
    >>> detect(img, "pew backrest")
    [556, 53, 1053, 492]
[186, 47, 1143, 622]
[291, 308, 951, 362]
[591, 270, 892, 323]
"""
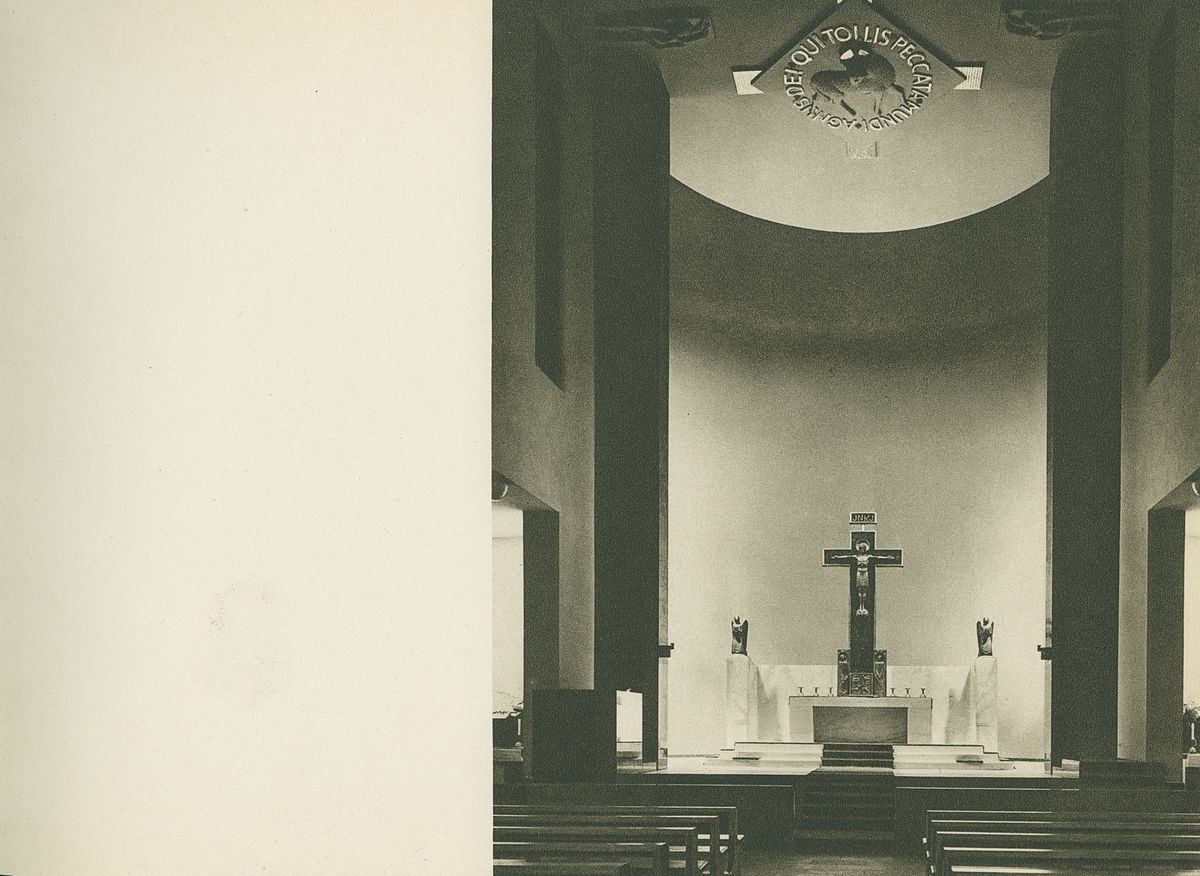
[493, 825, 698, 876]
[494, 813, 720, 837]
[924, 809, 1200, 876]
[495, 804, 739, 875]
[495, 804, 738, 845]
[926, 810, 1200, 858]
[936, 844, 1200, 876]
[494, 841, 670, 876]
[495, 781, 785, 850]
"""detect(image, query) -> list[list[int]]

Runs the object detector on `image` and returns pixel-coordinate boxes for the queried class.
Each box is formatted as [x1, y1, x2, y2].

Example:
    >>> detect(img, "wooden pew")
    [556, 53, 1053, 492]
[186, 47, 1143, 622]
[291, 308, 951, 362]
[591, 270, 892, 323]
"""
[924, 810, 1200, 876]
[930, 816, 1200, 845]
[641, 779, 793, 847]
[938, 845, 1200, 876]
[947, 866, 1200, 876]
[933, 830, 1200, 875]
[493, 825, 699, 876]
[494, 806, 729, 868]
[894, 785, 1078, 850]
[924, 809, 1200, 861]
[493, 862, 632, 876]
[494, 841, 670, 876]
[925, 809, 1051, 844]
[495, 780, 786, 850]
[494, 804, 740, 876]
[496, 811, 720, 873]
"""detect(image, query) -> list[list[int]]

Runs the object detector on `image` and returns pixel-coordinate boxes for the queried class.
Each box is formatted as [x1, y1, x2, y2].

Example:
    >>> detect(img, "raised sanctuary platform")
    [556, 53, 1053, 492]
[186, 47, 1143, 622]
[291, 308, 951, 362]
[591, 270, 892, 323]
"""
[789, 695, 933, 743]
[597, 755, 1075, 850]
[692, 740, 1016, 774]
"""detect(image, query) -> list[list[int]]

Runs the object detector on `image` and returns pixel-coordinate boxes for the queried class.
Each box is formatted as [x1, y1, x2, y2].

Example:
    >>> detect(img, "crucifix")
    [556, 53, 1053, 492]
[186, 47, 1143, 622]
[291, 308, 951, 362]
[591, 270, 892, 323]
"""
[824, 530, 903, 696]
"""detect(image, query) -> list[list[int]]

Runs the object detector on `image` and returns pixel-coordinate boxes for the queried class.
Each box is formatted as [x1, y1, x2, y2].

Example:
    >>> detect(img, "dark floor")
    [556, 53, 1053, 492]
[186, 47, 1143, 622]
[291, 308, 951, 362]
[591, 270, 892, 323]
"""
[739, 843, 927, 876]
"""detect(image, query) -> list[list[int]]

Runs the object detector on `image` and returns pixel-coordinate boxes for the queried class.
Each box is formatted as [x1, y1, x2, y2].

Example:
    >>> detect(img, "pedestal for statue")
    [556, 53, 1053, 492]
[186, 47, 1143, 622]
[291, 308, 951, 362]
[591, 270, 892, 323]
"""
[972, 656, 998, 753]
[1185, 753, 1200, 788]
[726, 654, 758, 747]
[789, 695, 932, 743]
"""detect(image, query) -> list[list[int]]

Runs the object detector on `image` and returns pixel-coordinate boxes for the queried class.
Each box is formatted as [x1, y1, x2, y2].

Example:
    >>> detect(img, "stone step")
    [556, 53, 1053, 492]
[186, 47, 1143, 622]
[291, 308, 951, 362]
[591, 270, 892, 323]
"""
[811, 763, 897, 772]
[806, 787, 894, 796]
[825, 748, 892, 763]
[803, 808, 894, 820]
[794, 827, 894, 844]
[822, 751, 894, 758]
[715, 741, 1024, 774]
[725, 742, 823, 765]
[805, 801, 893, 810]
[821, 743, 894, 767]
[893, 744, 1015, 773]
[800, 766, 897, 840]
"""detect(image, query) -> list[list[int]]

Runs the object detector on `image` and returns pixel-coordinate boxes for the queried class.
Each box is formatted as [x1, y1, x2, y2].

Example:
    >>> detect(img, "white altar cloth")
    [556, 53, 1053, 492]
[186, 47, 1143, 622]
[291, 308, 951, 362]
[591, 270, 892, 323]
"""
[788, 695, 933, 743]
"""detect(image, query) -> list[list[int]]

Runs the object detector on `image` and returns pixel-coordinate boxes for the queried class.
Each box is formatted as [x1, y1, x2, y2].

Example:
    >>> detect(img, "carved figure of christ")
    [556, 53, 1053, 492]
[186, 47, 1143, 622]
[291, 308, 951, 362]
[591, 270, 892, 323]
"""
[823, 531, 902, 674]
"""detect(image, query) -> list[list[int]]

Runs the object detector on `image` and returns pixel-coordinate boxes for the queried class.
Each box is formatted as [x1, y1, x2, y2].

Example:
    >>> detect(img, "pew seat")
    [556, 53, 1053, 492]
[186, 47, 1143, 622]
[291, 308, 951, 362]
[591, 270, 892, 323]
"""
[925, 810, 1200, 876]
[938, 846, 1200, 876]
[493, 825, 701, 876]
[948, 867, 1200, 876]
[945, 864, 1200, 868]
[495, 804, 740, 876]
[494, 813, 725, 875]
[493, 860, 633, 876]
[925, 810, 1200, 862]
[494, 841, 670, 876]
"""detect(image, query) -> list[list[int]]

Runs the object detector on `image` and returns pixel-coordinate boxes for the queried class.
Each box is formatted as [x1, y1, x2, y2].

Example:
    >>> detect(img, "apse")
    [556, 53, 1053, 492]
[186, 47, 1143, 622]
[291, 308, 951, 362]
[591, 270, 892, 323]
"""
[661, 0, 1057, 759]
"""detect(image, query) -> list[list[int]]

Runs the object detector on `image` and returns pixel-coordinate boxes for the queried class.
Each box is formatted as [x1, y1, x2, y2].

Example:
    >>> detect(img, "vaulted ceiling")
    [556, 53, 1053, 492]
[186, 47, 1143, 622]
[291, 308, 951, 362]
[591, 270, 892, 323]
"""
[628, 0, 1063, 232]
[670, 175, 1049, 358]
[606, 0, 1062, 351]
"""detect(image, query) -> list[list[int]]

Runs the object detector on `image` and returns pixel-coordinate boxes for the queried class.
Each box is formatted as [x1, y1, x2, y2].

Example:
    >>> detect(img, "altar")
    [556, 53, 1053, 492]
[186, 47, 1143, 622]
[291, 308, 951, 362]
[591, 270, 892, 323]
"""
[788, 695, 933, 744]
[723, 522, 1000, 752]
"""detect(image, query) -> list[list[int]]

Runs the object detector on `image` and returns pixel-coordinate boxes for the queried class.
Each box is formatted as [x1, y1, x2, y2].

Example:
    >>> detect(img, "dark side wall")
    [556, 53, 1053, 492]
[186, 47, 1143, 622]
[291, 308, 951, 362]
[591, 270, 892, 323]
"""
[668, 313, 1049, 757]
[493, 0, 671, 771]
[1119, 0, 1200, 769]
[493, 0, 596, 695]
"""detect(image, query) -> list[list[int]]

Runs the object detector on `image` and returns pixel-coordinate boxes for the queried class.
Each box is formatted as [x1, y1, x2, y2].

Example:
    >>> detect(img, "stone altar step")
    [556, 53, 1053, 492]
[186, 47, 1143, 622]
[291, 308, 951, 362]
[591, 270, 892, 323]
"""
[822, 743, 894, 769]
[820, 748, 897, 763]
[893, 743, 1015, 772]
[797, 768, 897, 844]
[723, 741, 823, 765]
[706, 741, 1018, 775]
[894, 743, 997, 760]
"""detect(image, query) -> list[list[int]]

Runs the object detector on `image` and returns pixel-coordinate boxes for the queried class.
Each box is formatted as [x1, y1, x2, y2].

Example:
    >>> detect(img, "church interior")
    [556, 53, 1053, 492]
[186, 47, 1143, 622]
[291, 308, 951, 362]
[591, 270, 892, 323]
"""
[493, 0, 1200, 872]
[5, 0, 1200, 872]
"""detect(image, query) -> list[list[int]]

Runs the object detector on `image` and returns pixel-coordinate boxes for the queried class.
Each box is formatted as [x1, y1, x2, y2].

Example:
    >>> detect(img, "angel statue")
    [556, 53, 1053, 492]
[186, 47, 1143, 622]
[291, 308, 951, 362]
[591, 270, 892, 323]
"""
[977, 617, 994, 656]
[731, 617, 748, 655]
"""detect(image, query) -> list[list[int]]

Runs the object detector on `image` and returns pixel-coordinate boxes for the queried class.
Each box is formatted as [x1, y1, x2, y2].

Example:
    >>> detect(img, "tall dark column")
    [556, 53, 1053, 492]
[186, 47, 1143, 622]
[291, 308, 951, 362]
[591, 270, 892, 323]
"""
[593, 51, 670, 765]
[1046, 34, 1124, 765]
[523, 509, 561, 698]
[1145, 508, 1186, 770]
[520, 505, 564, 782]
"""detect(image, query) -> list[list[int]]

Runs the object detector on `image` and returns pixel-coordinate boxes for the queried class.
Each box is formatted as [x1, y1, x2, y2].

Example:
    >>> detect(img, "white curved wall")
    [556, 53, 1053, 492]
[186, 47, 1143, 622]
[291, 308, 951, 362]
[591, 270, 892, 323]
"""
[667, 327, 1047, 758]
